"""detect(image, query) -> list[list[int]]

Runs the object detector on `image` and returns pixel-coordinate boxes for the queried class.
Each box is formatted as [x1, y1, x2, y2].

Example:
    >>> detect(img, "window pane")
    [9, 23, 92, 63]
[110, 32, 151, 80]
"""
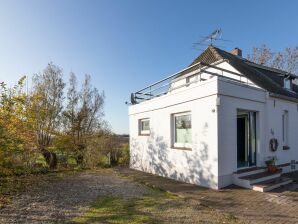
[282, 111, 288, 145]
[282, 114, 285, 141]
[141, 120, 150, 131]
[284, 79, 292, 89]
[175, 114, 192, 143]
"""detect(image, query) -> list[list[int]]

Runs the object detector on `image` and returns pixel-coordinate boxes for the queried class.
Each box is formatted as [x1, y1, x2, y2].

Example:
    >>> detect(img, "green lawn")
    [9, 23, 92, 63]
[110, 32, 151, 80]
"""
[73, 190, 177, 224]
[73, 188, 241, 224]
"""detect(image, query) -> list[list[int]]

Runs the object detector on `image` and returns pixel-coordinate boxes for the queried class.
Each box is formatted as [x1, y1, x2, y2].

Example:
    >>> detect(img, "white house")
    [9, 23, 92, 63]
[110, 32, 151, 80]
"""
[128, 46, 298, 192]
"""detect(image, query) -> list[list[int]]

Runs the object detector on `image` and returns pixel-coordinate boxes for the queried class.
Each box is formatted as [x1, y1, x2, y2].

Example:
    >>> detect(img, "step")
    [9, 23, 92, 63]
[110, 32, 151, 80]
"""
[233, 170, 282, 189]
[239, 170, 282, 184]
[233, 167, 267, 178]
[252, 177, 293, 192]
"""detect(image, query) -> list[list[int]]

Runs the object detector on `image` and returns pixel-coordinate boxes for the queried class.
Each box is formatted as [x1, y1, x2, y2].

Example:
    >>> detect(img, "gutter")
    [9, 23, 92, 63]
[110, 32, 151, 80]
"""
[269, 92, 298, 103]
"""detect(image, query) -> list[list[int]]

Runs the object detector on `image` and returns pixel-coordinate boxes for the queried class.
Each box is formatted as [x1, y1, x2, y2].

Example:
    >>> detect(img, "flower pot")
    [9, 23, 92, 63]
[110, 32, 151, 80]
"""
[267, 165, 278, 173]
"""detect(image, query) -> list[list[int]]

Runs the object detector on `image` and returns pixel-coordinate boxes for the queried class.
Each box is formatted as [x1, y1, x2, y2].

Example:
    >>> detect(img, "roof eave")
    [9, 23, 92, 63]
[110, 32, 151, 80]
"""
[269, 92, 298, 103]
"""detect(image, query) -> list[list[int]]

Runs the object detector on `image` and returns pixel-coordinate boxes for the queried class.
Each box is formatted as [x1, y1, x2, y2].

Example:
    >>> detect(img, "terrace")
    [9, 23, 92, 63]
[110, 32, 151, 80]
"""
[130, 60, 258, 105]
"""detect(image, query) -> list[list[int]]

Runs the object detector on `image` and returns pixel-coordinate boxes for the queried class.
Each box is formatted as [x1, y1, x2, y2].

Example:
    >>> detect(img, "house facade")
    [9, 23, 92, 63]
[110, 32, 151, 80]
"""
[128, 46, 298, 191]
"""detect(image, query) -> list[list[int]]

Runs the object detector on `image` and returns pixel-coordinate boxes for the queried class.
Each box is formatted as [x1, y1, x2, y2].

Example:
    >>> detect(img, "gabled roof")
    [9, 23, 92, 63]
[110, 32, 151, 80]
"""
[180, 45, 298, 101]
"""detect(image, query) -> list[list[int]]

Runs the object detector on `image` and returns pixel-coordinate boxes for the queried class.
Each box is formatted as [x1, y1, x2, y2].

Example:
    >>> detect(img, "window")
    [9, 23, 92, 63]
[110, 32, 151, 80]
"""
[172, 112, 192, 149]
[186, 76, 190, 87]
[284, 78, 292, 90]
[186, 75, 198, 87]
[282, 110, 289, 146]
[139, 118, 150, 135]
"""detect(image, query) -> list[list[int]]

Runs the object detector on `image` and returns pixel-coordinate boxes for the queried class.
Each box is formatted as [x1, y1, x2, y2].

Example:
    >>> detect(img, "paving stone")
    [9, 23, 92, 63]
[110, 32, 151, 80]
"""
[117, 168, 298, 224]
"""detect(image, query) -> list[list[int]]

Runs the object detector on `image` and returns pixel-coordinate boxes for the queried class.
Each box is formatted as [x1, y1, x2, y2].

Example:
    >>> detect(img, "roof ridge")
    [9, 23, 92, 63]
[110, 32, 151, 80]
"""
[210, 46, 296, 77]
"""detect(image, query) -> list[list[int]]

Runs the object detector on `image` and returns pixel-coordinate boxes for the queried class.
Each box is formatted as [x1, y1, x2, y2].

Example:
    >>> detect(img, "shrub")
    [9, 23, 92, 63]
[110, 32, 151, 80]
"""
[118, 144, 129, 166]
[98, 155, 110, 167]
[0, 167, 13, 177]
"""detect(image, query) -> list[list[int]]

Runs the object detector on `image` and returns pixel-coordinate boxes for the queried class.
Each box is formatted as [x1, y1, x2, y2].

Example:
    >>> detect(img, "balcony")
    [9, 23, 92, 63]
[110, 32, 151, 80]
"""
[129, 60, 258, 105]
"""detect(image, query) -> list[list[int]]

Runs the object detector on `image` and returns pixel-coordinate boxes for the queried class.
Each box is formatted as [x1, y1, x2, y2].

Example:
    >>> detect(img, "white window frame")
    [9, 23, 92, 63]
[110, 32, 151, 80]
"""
[172, 112, 192, 149]
[139, 118, 150, 136]
[284, 78, 292, 90]
[282, 110, 289, 146]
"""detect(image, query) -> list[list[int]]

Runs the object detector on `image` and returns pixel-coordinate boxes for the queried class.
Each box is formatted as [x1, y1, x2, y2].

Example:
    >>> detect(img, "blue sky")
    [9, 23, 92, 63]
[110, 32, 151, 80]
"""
[0, 0, 298, 134]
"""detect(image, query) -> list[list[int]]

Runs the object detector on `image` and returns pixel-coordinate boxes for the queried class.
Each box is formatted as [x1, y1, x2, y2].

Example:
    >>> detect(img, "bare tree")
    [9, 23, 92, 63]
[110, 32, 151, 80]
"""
[247, 45, 298, 75]
[30, 63, 65, 169]
[63, 73, 105, 166]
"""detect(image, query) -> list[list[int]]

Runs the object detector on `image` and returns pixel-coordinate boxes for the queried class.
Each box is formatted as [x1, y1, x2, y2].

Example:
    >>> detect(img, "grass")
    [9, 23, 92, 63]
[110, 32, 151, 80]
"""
[73, 186, 242, 224]
[0, 168, 243, 223]
[73, 190, 178, 224]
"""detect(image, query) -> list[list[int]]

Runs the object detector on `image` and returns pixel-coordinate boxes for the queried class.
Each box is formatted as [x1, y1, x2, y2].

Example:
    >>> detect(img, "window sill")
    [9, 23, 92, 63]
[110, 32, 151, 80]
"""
[171, 146, 192, 151]
[139, 134, 150, 136]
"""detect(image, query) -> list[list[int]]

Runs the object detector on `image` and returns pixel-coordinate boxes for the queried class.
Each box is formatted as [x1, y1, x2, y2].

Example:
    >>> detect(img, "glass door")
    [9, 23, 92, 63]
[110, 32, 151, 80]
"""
[237, 111, 257, 168]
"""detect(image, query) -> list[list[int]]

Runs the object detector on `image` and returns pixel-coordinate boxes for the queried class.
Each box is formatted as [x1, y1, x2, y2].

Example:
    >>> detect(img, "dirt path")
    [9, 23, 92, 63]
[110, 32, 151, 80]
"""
[0, 170, 149, 224]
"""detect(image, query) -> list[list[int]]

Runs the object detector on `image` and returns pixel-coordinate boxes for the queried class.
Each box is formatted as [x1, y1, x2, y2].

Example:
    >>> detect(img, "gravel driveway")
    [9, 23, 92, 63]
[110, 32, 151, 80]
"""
[0, 170, 150, 224]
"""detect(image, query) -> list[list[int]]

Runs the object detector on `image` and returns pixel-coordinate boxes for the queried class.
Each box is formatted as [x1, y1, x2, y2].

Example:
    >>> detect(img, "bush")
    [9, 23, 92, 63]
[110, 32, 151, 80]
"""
[56, 154, 68, 168]
[0, 167, 13, 177]
[67, 156, 77, 167]
[118, 144, 129, 166]
[98, 155, 110, 167]
[30, 167, 49, 175]
[0, 166, 49, 177]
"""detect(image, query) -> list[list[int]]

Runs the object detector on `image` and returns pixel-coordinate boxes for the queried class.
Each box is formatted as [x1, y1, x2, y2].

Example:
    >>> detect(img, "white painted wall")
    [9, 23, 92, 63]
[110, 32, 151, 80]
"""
[129, 61, 298, 189]
[170, 61, 258, 93]
[217, 79, 298, 188]
[264, 97, 298, 172]
[129, 78, 220, 189]
[217, 80, 267, 188]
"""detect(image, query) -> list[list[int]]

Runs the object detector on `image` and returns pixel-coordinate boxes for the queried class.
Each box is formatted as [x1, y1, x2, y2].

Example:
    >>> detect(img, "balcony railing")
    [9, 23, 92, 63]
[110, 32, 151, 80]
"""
[130, 60, 252, 105]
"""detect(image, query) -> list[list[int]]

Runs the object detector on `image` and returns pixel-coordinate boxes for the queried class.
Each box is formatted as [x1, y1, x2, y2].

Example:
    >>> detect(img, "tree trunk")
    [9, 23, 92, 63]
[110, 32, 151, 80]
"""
[42, 149, 57, 169]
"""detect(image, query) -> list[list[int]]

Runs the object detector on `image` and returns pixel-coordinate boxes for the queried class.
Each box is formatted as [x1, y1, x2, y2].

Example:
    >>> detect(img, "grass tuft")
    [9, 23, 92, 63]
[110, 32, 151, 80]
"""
[73, 189, 175, 224]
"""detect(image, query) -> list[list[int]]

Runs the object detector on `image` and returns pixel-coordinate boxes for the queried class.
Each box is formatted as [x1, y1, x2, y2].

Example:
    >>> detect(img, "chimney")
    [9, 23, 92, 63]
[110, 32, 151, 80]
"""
[231, 47, 242, 57]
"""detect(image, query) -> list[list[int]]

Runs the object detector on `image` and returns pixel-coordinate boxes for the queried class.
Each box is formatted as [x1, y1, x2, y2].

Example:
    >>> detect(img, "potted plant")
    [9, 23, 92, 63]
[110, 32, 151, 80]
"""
[265, 157, 279, 173]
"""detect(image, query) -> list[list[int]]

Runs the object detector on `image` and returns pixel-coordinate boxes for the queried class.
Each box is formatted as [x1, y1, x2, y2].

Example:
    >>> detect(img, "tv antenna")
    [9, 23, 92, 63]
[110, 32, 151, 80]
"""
[192, 28, 232, 49]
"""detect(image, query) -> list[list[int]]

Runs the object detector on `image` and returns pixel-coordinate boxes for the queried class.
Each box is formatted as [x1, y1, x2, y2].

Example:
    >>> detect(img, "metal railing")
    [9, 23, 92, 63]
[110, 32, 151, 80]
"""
[130, 61, 251, 104]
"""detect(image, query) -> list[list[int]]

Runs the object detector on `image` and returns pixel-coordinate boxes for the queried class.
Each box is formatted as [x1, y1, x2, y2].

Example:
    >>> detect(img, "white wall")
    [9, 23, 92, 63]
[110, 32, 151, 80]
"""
[264, 97, 298, 172]
[217, 80, 267, 188]
[217, 79, 298, 188]
[129, 61, 298, 189]
[129, 78, 220, 189]
[170, 61, 258, 93]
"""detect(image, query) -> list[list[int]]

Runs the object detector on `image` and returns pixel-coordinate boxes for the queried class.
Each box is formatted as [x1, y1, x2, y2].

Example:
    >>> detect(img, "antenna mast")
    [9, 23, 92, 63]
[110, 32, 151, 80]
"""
[192, 28, 231, 50]
[209, 28, 222, 45]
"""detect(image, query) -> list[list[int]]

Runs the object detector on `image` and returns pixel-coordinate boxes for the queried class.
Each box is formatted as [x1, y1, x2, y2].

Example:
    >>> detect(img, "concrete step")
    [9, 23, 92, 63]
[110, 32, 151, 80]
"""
[240, 170, 282, 184]
[233, 167, 267, 178]
[252, 177, 293, 192]
[233, 170, 282, 189]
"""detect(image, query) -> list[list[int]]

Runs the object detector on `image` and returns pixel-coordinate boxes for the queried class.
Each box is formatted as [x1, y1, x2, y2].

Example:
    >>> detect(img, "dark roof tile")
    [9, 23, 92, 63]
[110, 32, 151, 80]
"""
[180, 45, 298, 100]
